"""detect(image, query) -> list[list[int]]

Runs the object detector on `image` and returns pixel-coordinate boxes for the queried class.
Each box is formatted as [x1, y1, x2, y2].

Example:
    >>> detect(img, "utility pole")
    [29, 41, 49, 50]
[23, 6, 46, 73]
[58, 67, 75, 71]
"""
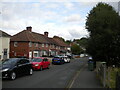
[118, 1, 120, 15]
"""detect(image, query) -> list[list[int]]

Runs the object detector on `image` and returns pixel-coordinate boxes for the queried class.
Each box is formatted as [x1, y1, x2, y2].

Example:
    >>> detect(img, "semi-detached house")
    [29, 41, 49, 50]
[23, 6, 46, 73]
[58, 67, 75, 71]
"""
[0, 30, 11, 60]
[10, 26, 70, 59]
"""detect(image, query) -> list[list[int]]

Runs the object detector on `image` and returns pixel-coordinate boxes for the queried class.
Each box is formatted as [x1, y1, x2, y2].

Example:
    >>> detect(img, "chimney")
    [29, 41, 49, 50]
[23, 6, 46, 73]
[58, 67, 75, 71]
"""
[44, 32, 48, 37]
[26, 26, 32, 32]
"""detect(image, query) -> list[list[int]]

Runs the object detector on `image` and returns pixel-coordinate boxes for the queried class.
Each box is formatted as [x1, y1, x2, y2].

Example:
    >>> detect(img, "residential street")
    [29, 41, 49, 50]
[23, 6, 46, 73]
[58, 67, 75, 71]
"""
[2, 57, 102, 89]
[2, 57, 87, 88]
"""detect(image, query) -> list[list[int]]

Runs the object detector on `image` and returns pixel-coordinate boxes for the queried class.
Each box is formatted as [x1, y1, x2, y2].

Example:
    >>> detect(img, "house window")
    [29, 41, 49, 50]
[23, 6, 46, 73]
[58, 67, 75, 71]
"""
[35, 43, 38, 47]
[3, 49, 7, 55]
[33, 51, 39, 57]
[14, 42, 18, 47]
[52, 45, 54, 48]
[46, 44, 48, 47]
[42, 44, 44, 47]
[56, 46, 58, 49]
[14, 52, 16, 56]
[29, 42, 32, 47]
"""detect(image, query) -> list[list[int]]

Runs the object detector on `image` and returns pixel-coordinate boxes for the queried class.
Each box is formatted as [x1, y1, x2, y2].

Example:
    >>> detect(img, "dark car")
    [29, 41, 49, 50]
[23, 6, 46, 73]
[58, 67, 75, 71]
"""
[52, 55, 65, 65]
[0, 58, 33, 80]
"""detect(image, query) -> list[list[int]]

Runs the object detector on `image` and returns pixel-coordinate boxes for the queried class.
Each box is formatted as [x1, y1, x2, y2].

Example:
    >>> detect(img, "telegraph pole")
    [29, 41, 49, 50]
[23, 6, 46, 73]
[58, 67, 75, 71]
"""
[118, 1, 120, 15]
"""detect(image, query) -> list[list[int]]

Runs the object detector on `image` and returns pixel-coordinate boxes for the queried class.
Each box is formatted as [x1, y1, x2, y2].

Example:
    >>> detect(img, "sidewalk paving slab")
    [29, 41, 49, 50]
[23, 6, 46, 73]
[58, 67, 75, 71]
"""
[71, 64, 103, 88]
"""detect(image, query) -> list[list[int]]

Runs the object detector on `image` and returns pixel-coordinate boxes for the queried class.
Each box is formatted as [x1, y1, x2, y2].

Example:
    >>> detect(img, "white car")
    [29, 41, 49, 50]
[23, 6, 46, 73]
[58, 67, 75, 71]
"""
[63, 56, 70, 63]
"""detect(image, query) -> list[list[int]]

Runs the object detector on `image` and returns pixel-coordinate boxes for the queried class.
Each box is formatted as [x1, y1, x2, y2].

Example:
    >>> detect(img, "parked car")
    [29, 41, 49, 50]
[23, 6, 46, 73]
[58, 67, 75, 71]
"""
[80, 54, 85, 57]
[52, 55, 65, 65]
[31, 57, 50, 71]
[67, 55, 73, 59]
[0, 58, 33, 80]
[62, 55, 70, 63]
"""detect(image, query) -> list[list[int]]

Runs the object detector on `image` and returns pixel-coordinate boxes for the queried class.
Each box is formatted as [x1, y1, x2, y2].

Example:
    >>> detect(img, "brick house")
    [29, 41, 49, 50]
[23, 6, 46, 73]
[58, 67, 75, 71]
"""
[10, 26, 70, 59]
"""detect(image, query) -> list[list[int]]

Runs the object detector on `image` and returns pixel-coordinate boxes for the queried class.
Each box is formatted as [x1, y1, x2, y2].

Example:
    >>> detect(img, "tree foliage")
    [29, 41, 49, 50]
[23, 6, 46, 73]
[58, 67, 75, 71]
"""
[73, 37, 88, 49]
[86, 2, 120, 66]
[71, 44, 83, 55]
[65, 40, 72, 44]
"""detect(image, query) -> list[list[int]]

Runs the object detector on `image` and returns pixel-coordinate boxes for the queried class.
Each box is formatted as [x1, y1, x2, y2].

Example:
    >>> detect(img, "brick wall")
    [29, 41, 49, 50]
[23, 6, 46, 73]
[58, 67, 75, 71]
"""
[10, 42, 29, 58]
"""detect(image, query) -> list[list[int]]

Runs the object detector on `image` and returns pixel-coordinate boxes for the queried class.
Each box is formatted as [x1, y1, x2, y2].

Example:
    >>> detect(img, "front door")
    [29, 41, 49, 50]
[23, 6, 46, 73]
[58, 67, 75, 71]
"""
[29, 52, 32, 59]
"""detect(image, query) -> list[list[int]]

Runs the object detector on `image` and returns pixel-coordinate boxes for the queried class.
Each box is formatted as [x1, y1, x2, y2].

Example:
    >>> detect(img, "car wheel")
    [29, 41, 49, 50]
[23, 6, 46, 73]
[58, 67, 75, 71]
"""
[40, 66, 43, 71]
[47, 65, 50, 69]
[29, 68, 33, 75]
[10, 72, 16, 80]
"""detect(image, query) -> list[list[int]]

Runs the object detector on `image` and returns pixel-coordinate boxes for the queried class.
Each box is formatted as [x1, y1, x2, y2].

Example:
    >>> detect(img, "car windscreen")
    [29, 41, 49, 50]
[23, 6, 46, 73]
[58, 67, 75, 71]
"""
[2, 59, 17, 65]
[32, 58, 43, 62]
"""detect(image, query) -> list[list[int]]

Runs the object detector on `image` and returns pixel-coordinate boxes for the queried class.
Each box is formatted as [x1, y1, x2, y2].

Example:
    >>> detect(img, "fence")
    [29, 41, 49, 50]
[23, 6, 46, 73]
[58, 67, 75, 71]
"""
[96, 62, 106, 87]
[96, 62, 120, 89]
[116, 72, 120, 90]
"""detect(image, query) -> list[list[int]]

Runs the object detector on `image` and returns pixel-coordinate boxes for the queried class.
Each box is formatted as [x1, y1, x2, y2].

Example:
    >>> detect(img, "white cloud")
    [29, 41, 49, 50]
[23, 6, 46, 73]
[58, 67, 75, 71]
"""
[44, 3, 59, 8]
[64, 14, 83, 22]
[1, 0, 120, 2]
[64, 2, 74, 10]
[1, 0, 119, 41]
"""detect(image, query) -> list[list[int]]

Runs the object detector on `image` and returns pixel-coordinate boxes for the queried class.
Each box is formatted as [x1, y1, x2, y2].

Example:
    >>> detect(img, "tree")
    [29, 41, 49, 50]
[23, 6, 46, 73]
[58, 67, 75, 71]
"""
[65, 40, 72, 44]
[86, 2, 120, 66]
[79, 37, 88, 49]
[71, 44, 83, 55]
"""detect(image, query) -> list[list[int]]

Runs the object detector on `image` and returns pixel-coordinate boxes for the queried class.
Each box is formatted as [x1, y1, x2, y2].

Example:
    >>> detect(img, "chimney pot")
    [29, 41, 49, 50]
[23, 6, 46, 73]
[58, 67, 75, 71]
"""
[44, 32, 48, 37]
[26, 26, 32, 32]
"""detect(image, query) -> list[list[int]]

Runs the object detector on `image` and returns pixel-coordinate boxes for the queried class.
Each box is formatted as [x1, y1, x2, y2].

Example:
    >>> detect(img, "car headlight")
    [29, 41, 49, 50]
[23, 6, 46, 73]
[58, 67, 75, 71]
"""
[2, 68, 9, 72]
[35, 64, 39, 66]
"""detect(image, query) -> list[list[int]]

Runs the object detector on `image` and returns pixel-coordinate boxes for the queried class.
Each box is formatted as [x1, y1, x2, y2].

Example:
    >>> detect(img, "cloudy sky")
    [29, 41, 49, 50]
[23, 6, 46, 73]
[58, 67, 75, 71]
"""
[0, 0, 119, 40]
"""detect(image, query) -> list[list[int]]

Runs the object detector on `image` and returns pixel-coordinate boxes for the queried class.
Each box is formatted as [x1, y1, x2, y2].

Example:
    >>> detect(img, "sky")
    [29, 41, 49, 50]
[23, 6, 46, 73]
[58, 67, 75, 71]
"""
[0, 0, 120, 40]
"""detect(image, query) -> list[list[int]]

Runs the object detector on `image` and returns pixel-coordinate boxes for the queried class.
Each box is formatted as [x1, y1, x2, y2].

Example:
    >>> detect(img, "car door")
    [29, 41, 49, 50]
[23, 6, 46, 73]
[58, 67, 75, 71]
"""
[43, 59, 47, 68]
[21, 59, 30, 74]
[44, 58, 49, 68]
[16, 60, 25, 76]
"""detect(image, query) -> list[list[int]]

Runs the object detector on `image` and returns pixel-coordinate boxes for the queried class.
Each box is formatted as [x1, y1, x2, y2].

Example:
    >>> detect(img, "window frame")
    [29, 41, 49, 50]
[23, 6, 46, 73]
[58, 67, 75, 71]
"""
[29, 42, 32, 47]
[14, 42, 18, 47]
[42, 44, 44, 47]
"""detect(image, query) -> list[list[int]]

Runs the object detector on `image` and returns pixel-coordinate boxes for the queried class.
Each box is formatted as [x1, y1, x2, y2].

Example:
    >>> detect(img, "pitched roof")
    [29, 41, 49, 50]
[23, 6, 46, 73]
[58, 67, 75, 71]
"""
[11, 30, 57, 44]
[49, 38, 59, 45]
[10, 30, 38, 42]
[53, 37, 69, 47]
[10, 29, 69, 47]
[0, 30, 11, 37]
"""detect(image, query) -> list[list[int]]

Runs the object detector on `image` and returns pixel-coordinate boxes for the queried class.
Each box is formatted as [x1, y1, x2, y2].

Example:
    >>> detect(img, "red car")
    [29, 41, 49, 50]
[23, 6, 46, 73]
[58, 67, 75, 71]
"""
[31, 57, 50, 70]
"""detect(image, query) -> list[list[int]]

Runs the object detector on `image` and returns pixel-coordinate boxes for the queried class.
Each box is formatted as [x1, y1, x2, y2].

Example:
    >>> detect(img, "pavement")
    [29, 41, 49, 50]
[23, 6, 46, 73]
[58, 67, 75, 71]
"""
[69, 58, 103, 88]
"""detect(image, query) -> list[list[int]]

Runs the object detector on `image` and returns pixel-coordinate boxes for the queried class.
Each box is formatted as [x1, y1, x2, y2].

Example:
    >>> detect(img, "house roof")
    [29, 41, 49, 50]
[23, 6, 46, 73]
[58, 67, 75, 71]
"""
[11, 30, 53, 44]
[53, 37, 69, 47]
[0, 30, 11, 37]
[10, 28, 69, 47]
[10, 30, 38, 42]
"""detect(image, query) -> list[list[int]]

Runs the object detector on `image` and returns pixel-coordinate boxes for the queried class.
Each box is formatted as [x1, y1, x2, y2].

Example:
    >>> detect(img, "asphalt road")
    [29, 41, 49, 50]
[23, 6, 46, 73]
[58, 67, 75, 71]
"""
[2, 57, 88, 88]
